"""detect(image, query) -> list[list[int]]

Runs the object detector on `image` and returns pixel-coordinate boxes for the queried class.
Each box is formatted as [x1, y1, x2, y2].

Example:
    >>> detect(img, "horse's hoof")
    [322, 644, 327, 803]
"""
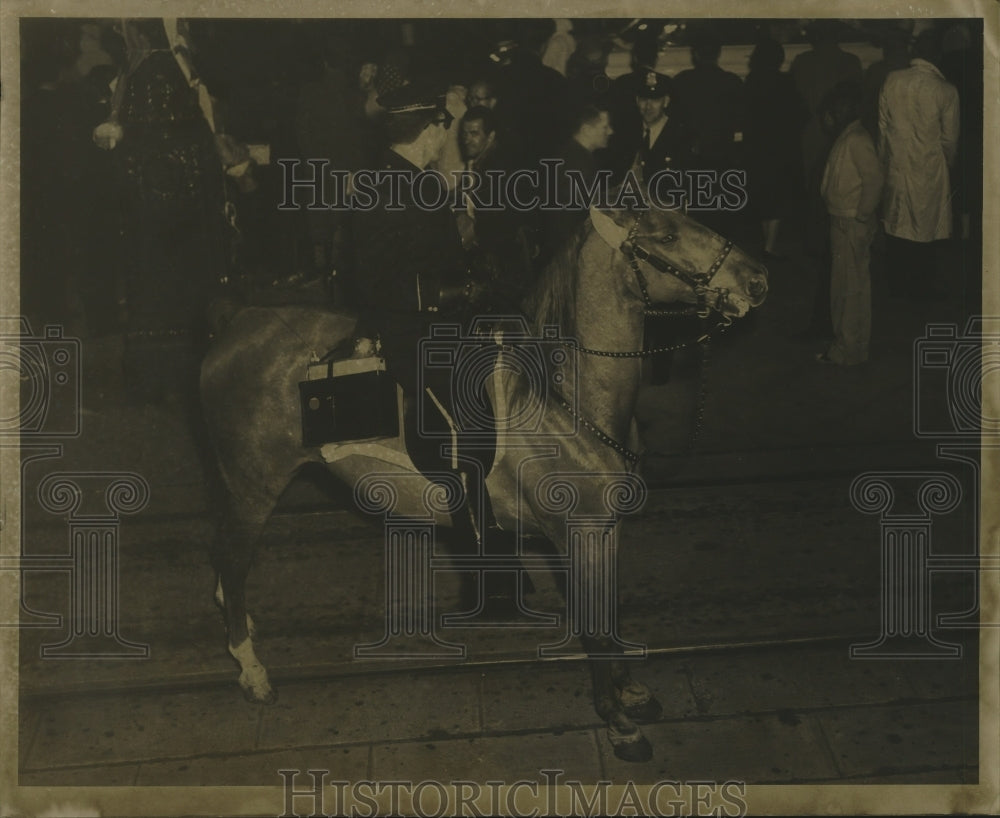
[611, 733, 653, 763]
[623, 696, 663, 724]
[237, 664, 277, 704]
[240, 681, 278, 705]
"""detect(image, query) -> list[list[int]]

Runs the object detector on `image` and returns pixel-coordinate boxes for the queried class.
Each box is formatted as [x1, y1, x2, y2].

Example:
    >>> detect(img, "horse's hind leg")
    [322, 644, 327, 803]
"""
[214, 576, 256, 638]
[212, 510, 276, 704]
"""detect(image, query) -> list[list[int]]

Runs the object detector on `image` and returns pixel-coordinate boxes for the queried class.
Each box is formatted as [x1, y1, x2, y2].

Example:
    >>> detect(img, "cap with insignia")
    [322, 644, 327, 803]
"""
[636, 70, 672, 99]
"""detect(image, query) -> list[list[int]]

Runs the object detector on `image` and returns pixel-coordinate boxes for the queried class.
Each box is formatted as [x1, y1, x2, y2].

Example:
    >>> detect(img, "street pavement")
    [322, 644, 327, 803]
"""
[8, 230, 992, 811]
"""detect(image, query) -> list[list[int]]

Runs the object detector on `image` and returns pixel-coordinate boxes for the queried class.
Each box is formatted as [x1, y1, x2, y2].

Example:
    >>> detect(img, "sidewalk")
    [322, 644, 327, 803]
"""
[19, 639, 979, 788]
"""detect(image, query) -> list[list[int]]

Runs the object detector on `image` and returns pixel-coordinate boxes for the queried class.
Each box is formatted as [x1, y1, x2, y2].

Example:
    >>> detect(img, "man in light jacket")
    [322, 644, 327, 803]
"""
[818, 82, 883, 366]
[878, 28, 960, 299]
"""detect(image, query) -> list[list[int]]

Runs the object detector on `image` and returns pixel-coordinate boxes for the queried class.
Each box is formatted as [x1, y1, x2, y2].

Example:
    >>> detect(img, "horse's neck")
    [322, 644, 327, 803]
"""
[570, 240, 645, 444]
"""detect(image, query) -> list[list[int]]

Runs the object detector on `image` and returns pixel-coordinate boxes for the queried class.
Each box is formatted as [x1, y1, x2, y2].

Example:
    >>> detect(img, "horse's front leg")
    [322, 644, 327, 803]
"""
[212, 520, 276, 704]
[582, 637, 653, 762]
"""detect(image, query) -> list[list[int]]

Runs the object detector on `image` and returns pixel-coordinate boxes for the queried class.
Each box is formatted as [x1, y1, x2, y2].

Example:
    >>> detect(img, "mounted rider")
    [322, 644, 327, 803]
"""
[350, 83, 519, 616]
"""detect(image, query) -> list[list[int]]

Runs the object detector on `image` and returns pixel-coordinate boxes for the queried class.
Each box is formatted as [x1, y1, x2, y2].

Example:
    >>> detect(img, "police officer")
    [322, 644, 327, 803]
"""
[629, 70, 695, 183]
[352, 84, 518, 612]
[352, 84, 475, 403]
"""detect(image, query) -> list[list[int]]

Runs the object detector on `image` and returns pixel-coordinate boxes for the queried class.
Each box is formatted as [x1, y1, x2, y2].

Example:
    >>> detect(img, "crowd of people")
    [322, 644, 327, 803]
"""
[19, 17, 982, 407]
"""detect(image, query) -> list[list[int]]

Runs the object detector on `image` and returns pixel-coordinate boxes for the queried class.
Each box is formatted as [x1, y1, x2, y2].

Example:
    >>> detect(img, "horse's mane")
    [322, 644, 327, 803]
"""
[522, 220, 592, 339]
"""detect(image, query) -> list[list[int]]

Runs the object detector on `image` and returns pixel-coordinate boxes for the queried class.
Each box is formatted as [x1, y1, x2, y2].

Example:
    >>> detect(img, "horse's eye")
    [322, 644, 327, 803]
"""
[659, 234, 677, 245]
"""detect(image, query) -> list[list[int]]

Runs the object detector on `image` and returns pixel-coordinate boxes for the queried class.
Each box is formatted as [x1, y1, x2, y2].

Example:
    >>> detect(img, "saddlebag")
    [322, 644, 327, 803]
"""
[299, 355, 399, 447]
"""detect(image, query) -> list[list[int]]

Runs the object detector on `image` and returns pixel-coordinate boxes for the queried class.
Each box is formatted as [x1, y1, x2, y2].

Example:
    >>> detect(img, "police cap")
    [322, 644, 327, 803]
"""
[636, 70, 672, 99]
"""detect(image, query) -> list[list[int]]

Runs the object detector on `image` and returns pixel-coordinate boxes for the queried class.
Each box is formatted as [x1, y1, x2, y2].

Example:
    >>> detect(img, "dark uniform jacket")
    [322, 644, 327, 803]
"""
[351, 149, 468, 394]
[630, 114, 696, 181]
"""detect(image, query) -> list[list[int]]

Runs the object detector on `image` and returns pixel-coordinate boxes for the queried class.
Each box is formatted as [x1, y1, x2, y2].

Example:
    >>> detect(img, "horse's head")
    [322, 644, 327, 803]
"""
[590, 205, 768, 320]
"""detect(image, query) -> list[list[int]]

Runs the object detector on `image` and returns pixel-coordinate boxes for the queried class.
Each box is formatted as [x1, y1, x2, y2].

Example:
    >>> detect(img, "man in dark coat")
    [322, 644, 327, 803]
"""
[671, 30, 745, 172]
[490, 39, 570, 164]
[543, 102, 614, 263]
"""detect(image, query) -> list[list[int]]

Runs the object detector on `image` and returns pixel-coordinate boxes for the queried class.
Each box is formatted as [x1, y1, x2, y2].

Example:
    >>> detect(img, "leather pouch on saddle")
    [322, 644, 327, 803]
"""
[299, 339, 399, 447]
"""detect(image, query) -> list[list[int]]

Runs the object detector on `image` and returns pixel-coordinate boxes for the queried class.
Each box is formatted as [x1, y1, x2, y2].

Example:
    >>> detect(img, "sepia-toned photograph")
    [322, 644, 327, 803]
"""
[1, 2, 996, 815]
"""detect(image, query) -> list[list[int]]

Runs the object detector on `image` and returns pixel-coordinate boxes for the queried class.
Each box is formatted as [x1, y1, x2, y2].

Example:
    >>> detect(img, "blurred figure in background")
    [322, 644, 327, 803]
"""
[565, 34, 613, 109]
[543, 103, 613, 263]
[795, 86, 849, 341]
[295, 35, 375, 292]
[817, 81, 882, 366]
[102, 19, 226, 407]
[457, 106, 536, 312]
[743, 37, 808, 259]
[490, 35, 569, 164]
[627, 70, 696, 387]
[466, 78, 498, 110]
[464, 77, 526, 164]
[671, 28, 744, 173]
[670, 27, 745, 236]
[879, 27, 960, 301]
[430, 82, 470, 190]
[791, 21, 863, 208]
[861, 26, 911, 140]
[940, 22, 982, 249]
[541, 19, 576, 77]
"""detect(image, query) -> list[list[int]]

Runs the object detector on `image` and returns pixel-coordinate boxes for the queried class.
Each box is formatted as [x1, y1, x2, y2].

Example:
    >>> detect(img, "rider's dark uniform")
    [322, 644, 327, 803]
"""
[352, 149, 468, 401]
[350, 87, 492, 479]
[350, 87, 534, 614]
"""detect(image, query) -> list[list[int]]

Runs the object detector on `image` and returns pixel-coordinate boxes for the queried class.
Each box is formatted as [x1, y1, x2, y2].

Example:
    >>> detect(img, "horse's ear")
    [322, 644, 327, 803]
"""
[590, 206, 630, 251]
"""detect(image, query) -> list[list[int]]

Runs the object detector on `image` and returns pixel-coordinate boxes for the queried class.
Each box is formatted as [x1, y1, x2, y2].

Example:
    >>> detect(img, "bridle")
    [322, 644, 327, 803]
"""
[621, 212, 735, 321]
[569, 212, 738, 360]
[551, 211, 743, 466]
